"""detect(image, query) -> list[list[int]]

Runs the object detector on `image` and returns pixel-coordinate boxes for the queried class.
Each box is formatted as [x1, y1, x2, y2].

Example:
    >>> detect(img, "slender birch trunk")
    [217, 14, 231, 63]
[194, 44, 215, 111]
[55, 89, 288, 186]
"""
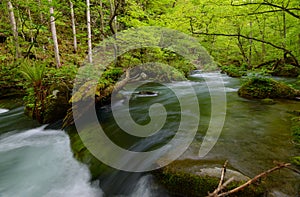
[109, 0, 117, 33]
[7, 1, 19, 59]
[86, 0, 92, 63]
[99, 0, 104, 40]
[70, 1, 77, 53]
[49, 0, 61, 67]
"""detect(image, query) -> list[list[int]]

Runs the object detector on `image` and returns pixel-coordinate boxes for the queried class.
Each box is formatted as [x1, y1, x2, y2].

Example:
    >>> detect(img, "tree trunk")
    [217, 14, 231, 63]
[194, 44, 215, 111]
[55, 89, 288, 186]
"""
[7, 1, 19, 59]
[248, 21, 253, 69]
[70, 1, 77, 53]
[49, 0, 61, 67]
[109, 0, 118, 66]
[86, 0, 92, 63]
[109, 0, 118, 34]
[282, 2, 287, 58]
[27, 7, 34, 43]
[99, 0, 104, 40]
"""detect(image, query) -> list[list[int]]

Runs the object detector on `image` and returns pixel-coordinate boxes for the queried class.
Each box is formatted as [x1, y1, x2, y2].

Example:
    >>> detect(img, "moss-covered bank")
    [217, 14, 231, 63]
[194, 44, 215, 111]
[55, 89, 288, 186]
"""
[153, 159, 265, 197]
[66, 128, 111, 180]
[238, 77, 300, 99]
[290, 110, 300, 166]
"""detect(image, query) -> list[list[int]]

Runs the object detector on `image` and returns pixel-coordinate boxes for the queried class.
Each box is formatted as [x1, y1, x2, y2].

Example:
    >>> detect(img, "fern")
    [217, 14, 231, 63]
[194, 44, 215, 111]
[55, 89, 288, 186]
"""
[20, 60, 46, 85]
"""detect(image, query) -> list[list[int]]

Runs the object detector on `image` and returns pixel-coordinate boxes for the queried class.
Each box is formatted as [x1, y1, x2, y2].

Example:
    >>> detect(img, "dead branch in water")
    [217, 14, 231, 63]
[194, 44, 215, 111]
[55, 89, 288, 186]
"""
[207, 162, 292, 197]
[208, 160, 229, 197]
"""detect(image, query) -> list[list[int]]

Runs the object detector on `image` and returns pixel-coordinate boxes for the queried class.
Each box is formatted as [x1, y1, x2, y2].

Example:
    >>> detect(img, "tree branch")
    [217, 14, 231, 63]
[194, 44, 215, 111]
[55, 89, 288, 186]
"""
[230, 0, 300, 19]
[207, 160, 229, 197]
[190, 17, 299, 67]
[217, 163, 291, 197]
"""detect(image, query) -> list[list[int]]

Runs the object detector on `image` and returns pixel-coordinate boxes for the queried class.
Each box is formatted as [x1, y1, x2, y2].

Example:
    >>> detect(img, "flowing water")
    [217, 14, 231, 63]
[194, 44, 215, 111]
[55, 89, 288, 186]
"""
[0, 106, 103, 197]
[0, 72, 299, 197]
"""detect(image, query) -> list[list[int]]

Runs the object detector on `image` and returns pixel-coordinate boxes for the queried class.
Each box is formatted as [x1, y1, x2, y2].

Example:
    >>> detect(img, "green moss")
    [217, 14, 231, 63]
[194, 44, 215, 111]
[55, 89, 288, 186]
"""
[290, 111, 300, 166]
[272, 64, 300, 77]
[221, 65, 247, 78]
[67, 129, 113, 179]
[291, 156, 300, 166]
[238, 77, 300, 99]
[261, 98, 276, 105]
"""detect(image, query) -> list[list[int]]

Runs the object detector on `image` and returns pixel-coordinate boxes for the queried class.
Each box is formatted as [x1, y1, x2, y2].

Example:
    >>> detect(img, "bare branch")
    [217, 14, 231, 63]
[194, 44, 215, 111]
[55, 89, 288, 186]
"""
[230, 0, 300, 19]
[217, 163, 291, 197]
[207, 160, 229, 197]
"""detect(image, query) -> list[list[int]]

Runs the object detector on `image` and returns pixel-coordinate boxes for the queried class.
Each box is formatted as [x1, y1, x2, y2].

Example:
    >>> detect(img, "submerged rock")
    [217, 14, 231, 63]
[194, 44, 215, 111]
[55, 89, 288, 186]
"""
[238, 77, 300, 100]
[153, 159, 265, 197]
[261, 98, 276, 105]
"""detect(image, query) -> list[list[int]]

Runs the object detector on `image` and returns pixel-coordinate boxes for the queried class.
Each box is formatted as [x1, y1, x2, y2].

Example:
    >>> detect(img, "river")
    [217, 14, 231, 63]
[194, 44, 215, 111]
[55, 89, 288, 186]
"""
[0, 72, 299, 197]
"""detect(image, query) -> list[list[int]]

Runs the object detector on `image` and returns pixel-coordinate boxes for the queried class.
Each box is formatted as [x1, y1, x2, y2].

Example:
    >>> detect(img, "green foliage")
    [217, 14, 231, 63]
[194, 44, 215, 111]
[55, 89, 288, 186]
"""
[291, 156, 300, 166]
[20, 60, 46, 85]
[221, 64, 247, 78]
[0, 61, 25, 98]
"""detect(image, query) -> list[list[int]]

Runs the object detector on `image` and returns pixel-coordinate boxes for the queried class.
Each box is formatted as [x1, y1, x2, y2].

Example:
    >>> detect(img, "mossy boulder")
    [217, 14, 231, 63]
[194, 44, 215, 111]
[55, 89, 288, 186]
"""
[42, 83, 72, 123]
[221, 65, 247, 78]
[153, 159, 265, 197]
[238, 77, 300, 99]
[272, 64, 300, 77]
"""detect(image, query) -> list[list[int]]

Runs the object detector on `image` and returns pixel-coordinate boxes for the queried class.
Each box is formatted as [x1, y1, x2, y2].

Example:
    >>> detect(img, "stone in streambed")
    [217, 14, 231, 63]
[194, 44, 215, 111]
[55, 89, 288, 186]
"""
[238, 77, 300, 100]
[153, 159, 265, 197]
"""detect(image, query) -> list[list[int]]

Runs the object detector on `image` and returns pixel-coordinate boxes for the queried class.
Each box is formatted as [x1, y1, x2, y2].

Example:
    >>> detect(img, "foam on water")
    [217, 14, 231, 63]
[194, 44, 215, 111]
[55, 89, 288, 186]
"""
[0, 126, 103, 197]
[0, 109, 9, 114]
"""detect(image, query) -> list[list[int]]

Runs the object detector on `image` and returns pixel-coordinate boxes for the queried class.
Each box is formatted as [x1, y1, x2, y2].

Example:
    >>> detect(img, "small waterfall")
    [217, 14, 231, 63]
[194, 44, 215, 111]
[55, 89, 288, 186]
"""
[0, 126, 103, 197]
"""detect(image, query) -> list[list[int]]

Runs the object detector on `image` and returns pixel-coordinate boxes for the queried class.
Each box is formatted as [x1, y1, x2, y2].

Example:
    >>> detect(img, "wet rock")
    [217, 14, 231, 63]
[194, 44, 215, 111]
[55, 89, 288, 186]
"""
[195, 167, 249, 182]
[153, 159, 265, 197]
[42, 83, 72, 123]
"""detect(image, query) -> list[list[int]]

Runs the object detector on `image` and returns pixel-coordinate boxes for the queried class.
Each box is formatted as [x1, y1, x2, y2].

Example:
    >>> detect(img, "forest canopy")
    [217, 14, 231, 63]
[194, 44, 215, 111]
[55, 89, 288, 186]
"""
[0, 0, 299, 68]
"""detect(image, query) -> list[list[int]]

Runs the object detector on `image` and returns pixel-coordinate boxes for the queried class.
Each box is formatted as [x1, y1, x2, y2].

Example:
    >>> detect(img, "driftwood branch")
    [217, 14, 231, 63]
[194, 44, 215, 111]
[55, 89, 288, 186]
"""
[208, 177, 235, 197]
[208, 160, 230, 197]
[207, 162, 293, 197]
[217, 163, 291, 197]
[218, 160, 228, 189]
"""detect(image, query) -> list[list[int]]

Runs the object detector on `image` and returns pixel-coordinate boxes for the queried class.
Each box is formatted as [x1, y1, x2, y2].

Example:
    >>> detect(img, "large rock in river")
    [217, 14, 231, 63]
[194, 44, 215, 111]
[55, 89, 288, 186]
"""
[153, 159, 265, 197]
[238, 77, 300, 99]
